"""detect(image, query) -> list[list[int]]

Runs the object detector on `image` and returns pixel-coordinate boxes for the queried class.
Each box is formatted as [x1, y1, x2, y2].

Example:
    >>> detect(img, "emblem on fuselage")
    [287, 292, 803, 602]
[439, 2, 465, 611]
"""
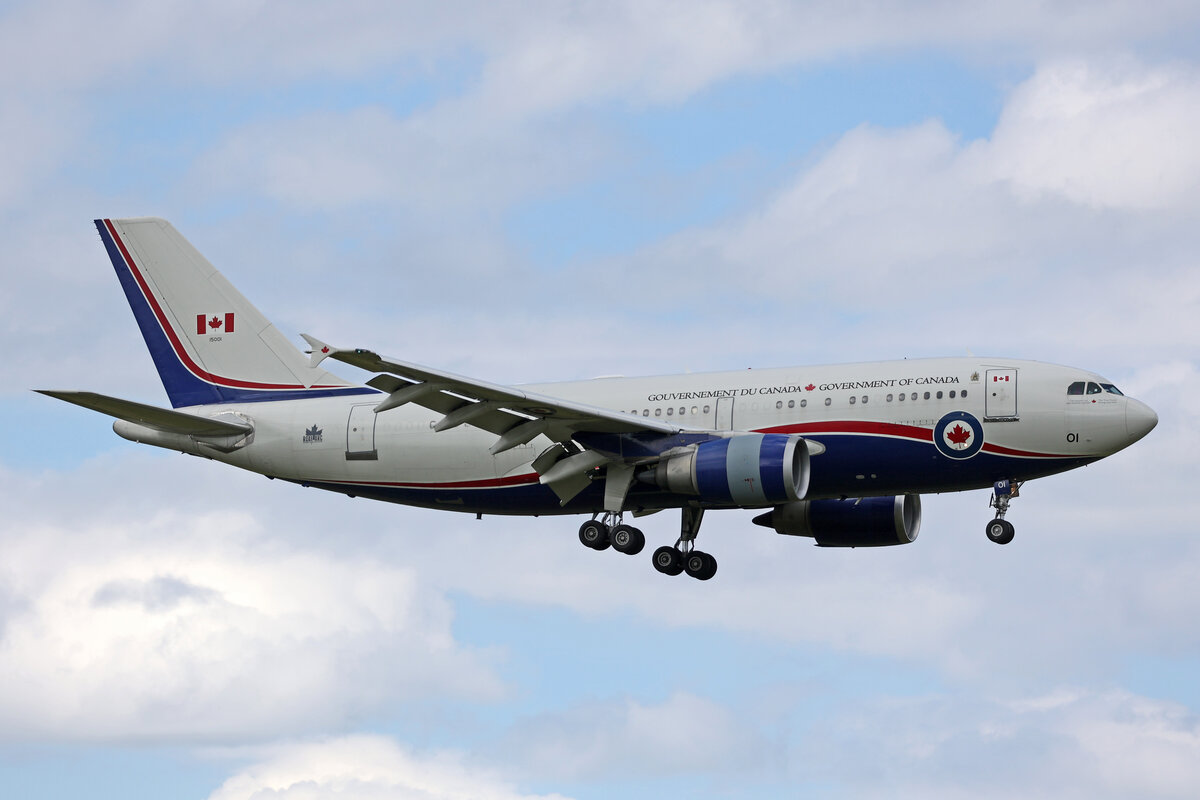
[933, 411, 984, 460]
[302, 425, 323, 443]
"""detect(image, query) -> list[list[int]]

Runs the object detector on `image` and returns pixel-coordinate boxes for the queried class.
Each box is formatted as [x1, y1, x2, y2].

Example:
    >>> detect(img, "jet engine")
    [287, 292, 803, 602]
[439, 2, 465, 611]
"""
[642, 433, 809, 507]
[752, 495, 921, 547]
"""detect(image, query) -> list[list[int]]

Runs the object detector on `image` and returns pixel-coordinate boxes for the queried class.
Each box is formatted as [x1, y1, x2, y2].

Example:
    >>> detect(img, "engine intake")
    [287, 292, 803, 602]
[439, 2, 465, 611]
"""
[643, 434, 809, 507]
[752, 495, 921, 547]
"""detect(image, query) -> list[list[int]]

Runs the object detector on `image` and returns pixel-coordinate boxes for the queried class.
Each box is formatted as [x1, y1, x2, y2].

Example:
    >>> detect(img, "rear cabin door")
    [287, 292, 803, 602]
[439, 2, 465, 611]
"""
[985, 369, 1018, 420]
[346, 404, 378, 460]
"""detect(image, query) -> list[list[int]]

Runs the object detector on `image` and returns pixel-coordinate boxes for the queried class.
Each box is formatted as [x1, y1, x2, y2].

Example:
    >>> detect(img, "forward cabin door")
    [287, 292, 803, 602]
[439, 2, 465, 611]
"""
[985, 369, 1018, 420]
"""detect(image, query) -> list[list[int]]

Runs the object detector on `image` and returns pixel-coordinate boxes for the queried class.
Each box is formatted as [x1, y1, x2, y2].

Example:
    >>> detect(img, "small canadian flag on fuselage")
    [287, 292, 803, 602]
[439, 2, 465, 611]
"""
[197, 313, 235, 335]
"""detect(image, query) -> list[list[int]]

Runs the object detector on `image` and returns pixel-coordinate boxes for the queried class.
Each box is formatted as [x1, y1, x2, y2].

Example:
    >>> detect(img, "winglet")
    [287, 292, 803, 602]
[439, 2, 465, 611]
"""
[301, 334, 338, 368]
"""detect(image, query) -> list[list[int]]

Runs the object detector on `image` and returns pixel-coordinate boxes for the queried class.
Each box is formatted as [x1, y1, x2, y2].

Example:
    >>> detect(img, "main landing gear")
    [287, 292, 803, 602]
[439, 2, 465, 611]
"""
[578, 512, 646, 555]
[986, 479, 1021, 545]
[578, 506, 718, 580]
[652, 506, 717, 581]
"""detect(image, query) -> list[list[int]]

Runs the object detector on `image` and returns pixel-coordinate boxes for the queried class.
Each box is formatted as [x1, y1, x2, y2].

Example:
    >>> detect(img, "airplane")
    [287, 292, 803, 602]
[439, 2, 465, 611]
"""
[39, 218, 1158, 581]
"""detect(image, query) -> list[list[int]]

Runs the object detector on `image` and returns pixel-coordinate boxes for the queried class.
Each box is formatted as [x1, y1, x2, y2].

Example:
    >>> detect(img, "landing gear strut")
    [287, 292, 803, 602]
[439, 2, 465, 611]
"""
[652, 506, 717, 580]
[986, 479, 1021, 545]
[578, 512, 645, 555]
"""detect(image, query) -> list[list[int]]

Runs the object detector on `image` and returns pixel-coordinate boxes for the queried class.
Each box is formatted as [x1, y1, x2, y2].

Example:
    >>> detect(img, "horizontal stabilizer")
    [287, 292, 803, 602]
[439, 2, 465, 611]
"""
[36, 390, 252, 437]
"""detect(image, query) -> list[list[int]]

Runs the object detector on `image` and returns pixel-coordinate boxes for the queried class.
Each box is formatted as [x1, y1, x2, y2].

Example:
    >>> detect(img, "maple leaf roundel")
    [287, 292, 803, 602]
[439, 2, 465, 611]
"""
[933, 411, 984, 460]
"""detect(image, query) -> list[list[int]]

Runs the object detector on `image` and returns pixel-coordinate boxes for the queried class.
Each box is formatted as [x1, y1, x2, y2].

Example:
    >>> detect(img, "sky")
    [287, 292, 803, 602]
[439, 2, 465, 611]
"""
[2, 1, 1200, 797]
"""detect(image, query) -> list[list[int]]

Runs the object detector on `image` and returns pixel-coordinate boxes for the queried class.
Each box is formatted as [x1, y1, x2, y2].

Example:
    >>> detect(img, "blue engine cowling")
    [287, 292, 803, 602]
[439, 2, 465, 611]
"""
[752, 495, 921, 547]
[645, 433, 810, 507]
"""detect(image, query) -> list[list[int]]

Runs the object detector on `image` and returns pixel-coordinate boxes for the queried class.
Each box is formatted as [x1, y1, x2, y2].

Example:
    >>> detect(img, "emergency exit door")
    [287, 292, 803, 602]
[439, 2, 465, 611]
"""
[985, 369, 1018, 420]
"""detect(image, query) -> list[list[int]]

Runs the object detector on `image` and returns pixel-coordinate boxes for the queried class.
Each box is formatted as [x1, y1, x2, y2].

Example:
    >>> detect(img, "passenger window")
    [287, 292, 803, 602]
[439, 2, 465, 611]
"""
[949, 390, 956, 399]
[655, 408, 662, 416]
[800, 399, 807, 408]
[788, 400, 795, 409]
[776, 401, 783, 410]
[887, 394, 893, 402]
[703, 405, 711, 414]
[861, 395, 868, 404]
[1067, 382, 1085, 395]
[1087, 382, 1102, 395]
[898, 393, 905, 402]
[691, 406, 698, 415]
[666, 407, 673, 416]
[961, 390, 968, 399]
[824, 397, 831, 406]
[642, 409, 649, 417]
[936, 391, 943, 399]
[849, 396, 856, 405]
[679, 407, 685, 416]
[923, 392, 931, 400]
[911, 393, 917, 401]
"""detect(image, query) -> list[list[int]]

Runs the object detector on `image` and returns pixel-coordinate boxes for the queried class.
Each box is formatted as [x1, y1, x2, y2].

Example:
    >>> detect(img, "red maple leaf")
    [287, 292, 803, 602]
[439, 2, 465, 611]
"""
[805, 384, 815, 391]
[946, 423, 971, 446]
[208, 316, 222, 329]
[321, 346, 330, 354]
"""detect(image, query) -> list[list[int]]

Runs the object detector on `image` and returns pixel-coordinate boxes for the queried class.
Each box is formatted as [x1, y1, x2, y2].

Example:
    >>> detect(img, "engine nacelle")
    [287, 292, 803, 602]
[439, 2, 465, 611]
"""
[752, 495, 921, 547]
[644, 434, 809, 507]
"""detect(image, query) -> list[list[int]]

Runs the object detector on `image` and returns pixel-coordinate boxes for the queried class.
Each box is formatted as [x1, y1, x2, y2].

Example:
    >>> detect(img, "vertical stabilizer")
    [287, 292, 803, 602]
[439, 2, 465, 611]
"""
[96, 217, 372, 407]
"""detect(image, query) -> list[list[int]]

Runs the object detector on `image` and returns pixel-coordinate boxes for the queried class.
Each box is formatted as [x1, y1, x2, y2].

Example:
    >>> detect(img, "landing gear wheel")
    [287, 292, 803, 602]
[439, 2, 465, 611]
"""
[578, 520, 611, 550]
[652, 545, 683, 576]
[684, 551, 717, 581]
[985, 518, 1015, 545]
[611, 524, 645, 555]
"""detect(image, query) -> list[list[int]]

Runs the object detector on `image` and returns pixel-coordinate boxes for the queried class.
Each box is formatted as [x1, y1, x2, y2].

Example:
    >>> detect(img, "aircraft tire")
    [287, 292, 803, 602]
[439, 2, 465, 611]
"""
[985, 518, 1015, 545]
[611, 525, 645, 555]
[652, 545, 683, 576]
[579, 520, 611, 550]
[684, 551, 717, 581]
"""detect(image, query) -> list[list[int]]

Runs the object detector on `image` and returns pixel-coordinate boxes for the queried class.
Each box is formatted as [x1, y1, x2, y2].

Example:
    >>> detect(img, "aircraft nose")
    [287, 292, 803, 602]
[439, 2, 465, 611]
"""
[1126, 397, 1158, 443]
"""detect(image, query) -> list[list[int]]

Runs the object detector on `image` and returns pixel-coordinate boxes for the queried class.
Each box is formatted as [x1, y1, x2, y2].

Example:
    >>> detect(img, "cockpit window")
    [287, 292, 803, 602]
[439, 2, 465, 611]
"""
[1067, 381, 1085, 395]
[1101, 383, 1124, 395]
[1086, 382, 1103, 395]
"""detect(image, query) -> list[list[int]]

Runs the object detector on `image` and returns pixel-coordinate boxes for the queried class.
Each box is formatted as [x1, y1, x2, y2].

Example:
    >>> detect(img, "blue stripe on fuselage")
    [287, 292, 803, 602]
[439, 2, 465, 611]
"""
[292, 434, 1094, 516]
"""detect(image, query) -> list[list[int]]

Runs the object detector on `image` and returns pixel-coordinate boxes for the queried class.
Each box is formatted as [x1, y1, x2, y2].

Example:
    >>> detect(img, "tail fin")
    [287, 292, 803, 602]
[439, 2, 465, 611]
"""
[96, 217, 373, 408]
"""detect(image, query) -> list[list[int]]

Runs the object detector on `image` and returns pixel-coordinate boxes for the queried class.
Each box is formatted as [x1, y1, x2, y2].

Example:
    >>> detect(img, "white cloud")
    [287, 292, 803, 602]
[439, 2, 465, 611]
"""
[801, 688, 1200, 799]
[488, 692, 769, 780]
[984, 59, 1200, 210]
[207, 735, 571, 800]
[0, 455, 504, 742]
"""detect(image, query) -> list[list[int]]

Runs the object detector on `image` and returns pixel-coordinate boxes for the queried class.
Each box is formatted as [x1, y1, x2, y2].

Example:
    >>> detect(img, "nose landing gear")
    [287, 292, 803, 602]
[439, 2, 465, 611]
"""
[986, 479, 1021, 545]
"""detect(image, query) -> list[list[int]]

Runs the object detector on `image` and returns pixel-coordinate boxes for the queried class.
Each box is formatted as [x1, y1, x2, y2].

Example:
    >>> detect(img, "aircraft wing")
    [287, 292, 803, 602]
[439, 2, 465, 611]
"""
[36, 390, 252, 436]
[302, 335, 680, 446]
[302, 335, 692, 508]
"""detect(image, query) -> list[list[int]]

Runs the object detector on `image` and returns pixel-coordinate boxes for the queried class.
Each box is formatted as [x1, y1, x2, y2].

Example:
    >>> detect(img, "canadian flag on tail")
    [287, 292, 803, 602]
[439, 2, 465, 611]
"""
[197, 313, 235, 335]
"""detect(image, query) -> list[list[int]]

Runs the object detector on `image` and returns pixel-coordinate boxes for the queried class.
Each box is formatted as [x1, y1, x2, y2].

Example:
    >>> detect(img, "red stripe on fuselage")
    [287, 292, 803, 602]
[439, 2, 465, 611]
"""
[103, 219, 344, 392]
[320, 473, 540, 490]
[760, 420, 933, 442]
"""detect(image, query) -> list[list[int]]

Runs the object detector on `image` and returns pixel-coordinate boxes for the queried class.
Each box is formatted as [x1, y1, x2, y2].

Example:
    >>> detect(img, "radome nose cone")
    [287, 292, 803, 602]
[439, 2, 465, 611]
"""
[1126, 398, 1158, 443]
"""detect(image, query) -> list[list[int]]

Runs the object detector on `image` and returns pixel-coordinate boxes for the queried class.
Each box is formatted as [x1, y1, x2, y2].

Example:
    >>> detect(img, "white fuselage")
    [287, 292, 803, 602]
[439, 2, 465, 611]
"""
[118, 356, 1157, 517]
